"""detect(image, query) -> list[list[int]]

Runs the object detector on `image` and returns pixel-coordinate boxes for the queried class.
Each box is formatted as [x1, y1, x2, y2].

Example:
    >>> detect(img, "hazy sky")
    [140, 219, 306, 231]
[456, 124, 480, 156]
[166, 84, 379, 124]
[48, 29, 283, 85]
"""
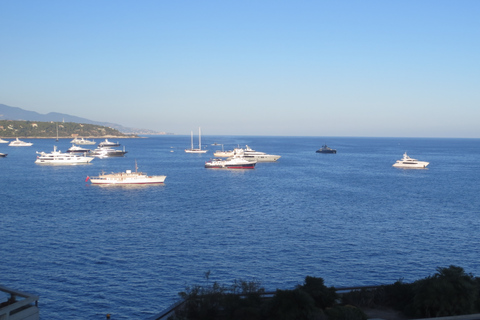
[1, 1, 479, 137]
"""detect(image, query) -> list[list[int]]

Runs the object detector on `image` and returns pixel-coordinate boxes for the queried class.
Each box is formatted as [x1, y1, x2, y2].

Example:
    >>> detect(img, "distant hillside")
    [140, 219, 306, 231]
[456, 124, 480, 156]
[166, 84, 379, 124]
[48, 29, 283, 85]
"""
[0, 120, 134, 138]
[0, 104, 166, 135]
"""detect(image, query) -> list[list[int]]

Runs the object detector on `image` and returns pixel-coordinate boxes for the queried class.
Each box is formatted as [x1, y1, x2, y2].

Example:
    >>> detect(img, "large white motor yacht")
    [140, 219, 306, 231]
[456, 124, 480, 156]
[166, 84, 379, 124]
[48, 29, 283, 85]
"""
[243, 145, 281, 162]
[205, 149, 257, 169]
[214, 145, 280, 162]
[8, 138, 33, 147]
[98, 139, 120, 147]
[89, 146, 127, 158]
[35, 146, 94, 165]
[0, 138, 9, 143]
[67, 144, 91, 153]
[392, 152, 429, 169]
[71, 137, 96, 145]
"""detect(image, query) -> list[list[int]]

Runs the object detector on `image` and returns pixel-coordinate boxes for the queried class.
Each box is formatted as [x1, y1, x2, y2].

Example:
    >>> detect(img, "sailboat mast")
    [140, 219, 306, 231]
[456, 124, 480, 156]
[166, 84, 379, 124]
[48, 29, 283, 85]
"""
[190, 131, 194, 149]
[199, 127, 201, 149]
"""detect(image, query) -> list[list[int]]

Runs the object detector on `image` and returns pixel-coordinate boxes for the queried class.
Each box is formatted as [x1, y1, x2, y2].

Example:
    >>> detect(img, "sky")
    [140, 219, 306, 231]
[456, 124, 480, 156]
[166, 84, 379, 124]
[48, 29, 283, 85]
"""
[1, 1, 479, 137]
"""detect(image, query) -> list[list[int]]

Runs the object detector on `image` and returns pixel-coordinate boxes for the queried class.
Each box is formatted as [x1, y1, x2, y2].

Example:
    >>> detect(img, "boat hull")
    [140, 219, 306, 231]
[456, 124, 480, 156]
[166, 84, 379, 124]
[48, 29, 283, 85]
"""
[205, 164, 256, 169]
[90, 175, 166, 184]
[316, 150, 336, 154]
[392, 162, 429, 169]
[35, 158, 94, 165]
[185, 149, 207, 153]
[205, 159, 256, 169]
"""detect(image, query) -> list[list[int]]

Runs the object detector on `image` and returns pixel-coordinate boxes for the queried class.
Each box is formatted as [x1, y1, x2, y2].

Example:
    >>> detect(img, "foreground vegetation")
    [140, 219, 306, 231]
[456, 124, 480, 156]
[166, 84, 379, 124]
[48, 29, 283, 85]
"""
[169, 266, 480, 320]
[0, 120, 133, 138]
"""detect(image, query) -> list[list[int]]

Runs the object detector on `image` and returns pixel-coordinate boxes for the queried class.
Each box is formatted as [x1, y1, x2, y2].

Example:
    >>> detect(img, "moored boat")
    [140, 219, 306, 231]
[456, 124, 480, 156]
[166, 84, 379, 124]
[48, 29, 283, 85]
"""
[243, 145, 281, 162]
[66, 144, 91, 153]
[185, 128, 207, 153]
[71, 137, 96, 145]
[98, 139, 120, 147]
[0, 153, 7, 157]
[35, 146, 94, 165]
[89, 146, 127, 158]
[205, 149, 256, 169]
[0, 138, 9, 143]
[316, 144, 336, 154]
[392, 152, 429, 169]
[8, 138, 33, 147]
[213, 149, 235, 157]
[87, 162, 166, 185]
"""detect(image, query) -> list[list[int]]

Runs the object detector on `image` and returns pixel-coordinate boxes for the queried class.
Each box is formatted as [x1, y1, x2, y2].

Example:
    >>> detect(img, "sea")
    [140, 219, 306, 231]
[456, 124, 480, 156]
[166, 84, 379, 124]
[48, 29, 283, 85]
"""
[1, 136, 479, 320]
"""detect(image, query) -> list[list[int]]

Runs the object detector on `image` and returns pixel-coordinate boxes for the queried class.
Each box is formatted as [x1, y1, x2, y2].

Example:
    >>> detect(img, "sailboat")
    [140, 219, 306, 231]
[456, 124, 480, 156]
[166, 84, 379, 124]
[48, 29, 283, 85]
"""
[185, 127, 207, 153]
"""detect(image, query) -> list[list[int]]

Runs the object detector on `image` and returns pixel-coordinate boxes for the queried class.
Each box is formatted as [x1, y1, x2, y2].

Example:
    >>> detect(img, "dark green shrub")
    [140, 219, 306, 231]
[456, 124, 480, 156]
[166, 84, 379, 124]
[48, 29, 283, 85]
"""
[265, 288, 323, 320]
[298, 276, 338, 309]
[410, 265, 478, 318]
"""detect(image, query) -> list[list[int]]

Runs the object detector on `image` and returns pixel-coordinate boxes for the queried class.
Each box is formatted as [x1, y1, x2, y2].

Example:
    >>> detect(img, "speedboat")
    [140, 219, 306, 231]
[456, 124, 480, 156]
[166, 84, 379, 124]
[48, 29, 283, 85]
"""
[205, 149, 256, 169]
[316, 144, 337, 154]
[35, 146, 94, 165]
[0, 138, 9, 143]
[87, 162, 166, 185]
[98, 139, 120, 147]
[243, 145, 281, 162]
[66, 144, 91, 153]
[392, 152, 429, 169]
[70, 137, 96, 145]
[8, 138, 33, 147]
[0, 153, 7, 157]
[89, 146, 127, 158]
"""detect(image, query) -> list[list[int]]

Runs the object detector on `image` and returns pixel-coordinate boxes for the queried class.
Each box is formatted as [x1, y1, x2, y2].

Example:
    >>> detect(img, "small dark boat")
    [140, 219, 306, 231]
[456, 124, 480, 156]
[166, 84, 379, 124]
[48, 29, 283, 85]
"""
[316, 144, 336, 154]
[0, 153, 7, 158]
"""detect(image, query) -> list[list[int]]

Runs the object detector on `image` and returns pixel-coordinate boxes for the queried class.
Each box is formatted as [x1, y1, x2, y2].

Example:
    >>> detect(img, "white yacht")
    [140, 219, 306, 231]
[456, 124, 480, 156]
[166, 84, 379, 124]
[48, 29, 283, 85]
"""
[243, 145, 281, 162]
[213, 147, 235, 157]
[98, 139, 120, 147]
[66, 144, 91, 153]
[87, 162, 166, 185]
[205, 149, 256, 169]
[70, 137, 96, 145]
[8, 138, 33, 147]
[35, 146, 94, 165]
[392, 152, 429, 169]
[88, 146, 127, 158]
[0, 138, 9, 143]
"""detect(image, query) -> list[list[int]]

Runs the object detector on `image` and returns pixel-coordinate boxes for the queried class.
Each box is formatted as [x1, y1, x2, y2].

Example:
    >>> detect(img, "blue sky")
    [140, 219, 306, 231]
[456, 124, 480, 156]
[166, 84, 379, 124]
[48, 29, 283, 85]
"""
[1, 1, 479, 137]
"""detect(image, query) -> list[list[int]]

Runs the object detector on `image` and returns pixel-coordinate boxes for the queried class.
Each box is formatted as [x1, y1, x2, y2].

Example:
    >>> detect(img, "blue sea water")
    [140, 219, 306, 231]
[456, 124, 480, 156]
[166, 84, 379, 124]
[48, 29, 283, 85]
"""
[1, 136, 479, 319]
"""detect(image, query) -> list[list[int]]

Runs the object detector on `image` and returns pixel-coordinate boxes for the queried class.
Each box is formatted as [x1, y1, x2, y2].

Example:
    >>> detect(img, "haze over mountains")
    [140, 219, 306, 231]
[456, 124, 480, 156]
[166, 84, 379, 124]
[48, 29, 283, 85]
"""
[0, 104, 164, 134]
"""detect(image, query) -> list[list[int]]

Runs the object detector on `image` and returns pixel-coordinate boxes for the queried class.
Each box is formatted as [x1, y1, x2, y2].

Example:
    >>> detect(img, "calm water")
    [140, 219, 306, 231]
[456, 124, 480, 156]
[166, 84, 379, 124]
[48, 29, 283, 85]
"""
[1, 136, 479, 319]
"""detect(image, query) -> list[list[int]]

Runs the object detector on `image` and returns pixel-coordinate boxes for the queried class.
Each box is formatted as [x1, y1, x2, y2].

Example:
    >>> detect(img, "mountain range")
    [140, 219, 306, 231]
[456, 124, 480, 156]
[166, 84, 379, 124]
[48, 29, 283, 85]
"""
[0, 104, 164, 134]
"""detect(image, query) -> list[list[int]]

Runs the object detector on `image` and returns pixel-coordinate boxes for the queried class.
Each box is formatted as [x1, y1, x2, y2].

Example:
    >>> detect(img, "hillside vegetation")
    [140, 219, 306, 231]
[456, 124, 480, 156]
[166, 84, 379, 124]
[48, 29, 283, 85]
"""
[0, 120, 135, 138]
[169, 266, 480, 320]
